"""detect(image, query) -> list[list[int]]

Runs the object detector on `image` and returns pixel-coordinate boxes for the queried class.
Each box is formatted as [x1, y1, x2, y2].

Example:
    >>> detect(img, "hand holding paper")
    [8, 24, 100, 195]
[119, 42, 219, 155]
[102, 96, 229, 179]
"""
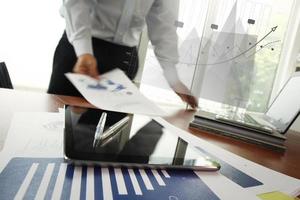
[66, 69, 166, 116]
[73, 54, 99, 79]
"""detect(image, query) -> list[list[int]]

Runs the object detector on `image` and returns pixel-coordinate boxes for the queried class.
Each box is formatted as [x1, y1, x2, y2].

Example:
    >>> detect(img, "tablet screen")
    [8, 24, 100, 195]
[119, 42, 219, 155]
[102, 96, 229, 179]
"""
[64, 106, 220, 171]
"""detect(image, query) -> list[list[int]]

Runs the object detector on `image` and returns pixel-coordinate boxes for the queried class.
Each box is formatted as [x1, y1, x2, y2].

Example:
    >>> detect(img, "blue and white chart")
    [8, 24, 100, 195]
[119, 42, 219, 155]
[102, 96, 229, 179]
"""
[1, 112, 300, 199]
[0, 157, 261, 200]
[0, 157, 260, 200]
[155, 117, 300, 196]
[65, 69, 165, 116]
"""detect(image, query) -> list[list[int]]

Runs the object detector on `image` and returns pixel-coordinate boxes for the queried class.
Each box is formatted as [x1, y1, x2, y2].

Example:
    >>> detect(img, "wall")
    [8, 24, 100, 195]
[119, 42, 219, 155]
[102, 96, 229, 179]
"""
[291, 25, 300, 132]
[0, 0, 65, 91]
[289, 5, 300, 132]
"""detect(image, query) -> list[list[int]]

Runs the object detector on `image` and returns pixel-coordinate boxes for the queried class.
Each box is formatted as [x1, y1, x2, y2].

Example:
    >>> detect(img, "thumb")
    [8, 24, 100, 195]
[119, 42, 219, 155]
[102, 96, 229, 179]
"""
[89, 63, 100, 79]
[84, 56, 99, 79]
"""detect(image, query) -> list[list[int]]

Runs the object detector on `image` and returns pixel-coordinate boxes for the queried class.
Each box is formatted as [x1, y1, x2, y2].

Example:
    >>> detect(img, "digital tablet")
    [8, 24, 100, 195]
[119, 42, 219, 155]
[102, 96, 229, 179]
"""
[64, 105, 220, 171]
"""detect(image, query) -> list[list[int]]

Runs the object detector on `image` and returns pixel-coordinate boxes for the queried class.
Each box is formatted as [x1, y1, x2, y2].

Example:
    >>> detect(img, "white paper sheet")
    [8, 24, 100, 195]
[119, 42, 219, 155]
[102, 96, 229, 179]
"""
[1, 112, 299, 199]
[154, 117, 300, 196]
[1, 112, 64, 158]
[65, 69, 165, 116]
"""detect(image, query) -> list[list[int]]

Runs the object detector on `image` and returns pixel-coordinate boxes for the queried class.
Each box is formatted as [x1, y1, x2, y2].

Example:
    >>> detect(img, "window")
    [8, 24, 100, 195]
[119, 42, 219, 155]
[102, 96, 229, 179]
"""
[0, 0, 64, 91]
[139, 0, 296, 113]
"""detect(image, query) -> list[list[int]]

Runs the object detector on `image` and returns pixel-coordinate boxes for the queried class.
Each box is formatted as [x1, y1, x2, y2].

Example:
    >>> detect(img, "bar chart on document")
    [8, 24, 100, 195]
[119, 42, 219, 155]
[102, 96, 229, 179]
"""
[0, 157, 264, 200]
[0, 113, 267, 200]
[1, 112, 300, 200]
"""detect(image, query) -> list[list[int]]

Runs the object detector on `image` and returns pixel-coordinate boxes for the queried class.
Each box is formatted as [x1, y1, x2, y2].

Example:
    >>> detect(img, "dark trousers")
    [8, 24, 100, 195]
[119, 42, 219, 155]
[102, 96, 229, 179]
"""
[47, 32, 139, 97]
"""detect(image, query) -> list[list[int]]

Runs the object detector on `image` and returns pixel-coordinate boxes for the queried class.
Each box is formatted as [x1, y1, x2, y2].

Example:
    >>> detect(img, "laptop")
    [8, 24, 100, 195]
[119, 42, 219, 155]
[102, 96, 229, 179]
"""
[214, 72, 300, 135]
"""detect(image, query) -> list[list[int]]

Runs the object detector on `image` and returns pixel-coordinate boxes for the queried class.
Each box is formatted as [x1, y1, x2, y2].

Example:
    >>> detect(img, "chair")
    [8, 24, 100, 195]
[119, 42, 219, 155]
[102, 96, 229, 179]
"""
[0, 62, 13, 89]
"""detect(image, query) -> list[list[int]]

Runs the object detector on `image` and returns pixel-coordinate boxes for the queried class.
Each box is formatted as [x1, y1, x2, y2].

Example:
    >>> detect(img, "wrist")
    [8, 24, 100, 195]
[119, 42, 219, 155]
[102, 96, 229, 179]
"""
[77, 54, 97, 66]
[72, 37, 93, 57]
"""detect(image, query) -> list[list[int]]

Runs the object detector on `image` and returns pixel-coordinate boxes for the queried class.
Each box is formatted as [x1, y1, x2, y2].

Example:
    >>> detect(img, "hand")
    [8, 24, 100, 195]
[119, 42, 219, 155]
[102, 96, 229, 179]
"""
[172, 81, 198, 109]
[176, 92, 198, 109]
[73, 54, 99, 79]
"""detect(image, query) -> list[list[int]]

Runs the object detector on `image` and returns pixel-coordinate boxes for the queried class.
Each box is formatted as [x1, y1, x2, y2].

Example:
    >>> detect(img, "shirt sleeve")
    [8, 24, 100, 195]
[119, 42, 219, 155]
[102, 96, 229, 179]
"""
[146, 0, 180, 87]
[61, 0, 93, 56]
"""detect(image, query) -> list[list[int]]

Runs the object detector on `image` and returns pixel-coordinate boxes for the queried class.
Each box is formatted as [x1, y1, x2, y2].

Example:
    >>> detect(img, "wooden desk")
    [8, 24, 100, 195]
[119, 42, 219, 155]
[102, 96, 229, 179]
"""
[1, 88, 300, 181]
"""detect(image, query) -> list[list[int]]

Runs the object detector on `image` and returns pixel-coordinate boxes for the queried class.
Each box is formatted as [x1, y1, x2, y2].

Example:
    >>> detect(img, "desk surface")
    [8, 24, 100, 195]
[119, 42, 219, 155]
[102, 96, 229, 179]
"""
[1, 88, 300, 180]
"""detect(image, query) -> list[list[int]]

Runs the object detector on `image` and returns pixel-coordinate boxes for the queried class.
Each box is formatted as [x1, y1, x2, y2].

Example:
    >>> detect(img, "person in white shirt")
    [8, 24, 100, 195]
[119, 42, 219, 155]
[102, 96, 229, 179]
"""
[48, 0, 198, 108]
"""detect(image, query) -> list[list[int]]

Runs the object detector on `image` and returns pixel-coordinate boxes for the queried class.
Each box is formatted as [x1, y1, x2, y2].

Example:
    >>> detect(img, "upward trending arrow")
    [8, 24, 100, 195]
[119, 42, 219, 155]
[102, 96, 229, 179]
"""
[198, 25, 279, 65]
[272, 26, 278, 32]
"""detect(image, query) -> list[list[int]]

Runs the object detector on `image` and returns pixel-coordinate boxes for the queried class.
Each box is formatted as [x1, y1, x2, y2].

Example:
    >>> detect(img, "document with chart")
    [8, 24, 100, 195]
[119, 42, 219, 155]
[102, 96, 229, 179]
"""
[1, 112, 300, 199]
[65, 69, 165, 116]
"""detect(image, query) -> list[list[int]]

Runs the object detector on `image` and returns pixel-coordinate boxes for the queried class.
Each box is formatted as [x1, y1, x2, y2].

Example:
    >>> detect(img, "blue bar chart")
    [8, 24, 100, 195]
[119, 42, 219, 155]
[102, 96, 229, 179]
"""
[0, 158, 222, 200]
[0, 157, 265, 200]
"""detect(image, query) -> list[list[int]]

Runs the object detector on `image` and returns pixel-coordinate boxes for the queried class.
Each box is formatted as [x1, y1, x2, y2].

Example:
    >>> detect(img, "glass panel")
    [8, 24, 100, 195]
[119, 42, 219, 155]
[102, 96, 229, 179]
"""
[195, 0, 294, 113]
[140, 0, 295, 113]
[140, 0, 210, 108]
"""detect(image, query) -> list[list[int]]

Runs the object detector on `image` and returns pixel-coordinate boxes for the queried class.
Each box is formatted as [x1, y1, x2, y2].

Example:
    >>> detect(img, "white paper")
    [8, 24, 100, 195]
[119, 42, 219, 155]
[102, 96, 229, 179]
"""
[154, 117, 300, 196]
[65, 69, 165, 116]
[1, 112, 299, 199]
[1, 112, 64, 158]
[195, 171, 260, 200]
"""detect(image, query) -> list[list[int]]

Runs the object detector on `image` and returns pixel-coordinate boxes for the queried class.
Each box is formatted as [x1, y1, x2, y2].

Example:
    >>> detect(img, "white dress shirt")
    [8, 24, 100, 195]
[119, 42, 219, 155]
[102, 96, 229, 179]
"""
[61, 0, 180, 86]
